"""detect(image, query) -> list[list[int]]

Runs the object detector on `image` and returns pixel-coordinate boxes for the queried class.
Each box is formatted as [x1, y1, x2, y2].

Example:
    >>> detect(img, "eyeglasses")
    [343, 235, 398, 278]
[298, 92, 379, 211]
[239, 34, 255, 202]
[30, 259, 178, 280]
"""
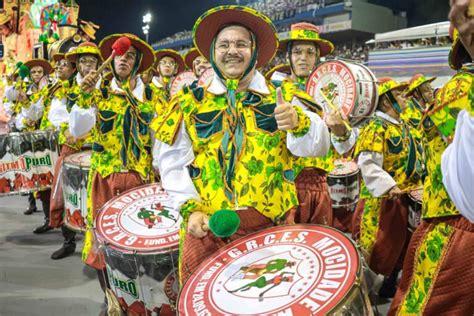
[159, 60, 177, 67]
[215, 40, 252, 53]
[291, 48, 318, 57]
[57, 60, 73, 67]
[78, 56, 99, 65]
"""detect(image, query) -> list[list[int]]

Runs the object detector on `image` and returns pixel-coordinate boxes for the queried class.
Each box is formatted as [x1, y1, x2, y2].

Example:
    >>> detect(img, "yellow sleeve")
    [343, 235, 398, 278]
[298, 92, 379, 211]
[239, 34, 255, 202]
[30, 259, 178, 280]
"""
[354, 119, 385, 157]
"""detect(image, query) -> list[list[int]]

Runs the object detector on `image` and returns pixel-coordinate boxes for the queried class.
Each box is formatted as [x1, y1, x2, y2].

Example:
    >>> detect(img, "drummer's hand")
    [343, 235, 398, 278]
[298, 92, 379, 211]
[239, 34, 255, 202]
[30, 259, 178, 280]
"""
[64, 128, 76, 144]
[275, 88, 298, 131]
[387, 186, 403, 200]
[187, 211, 210, 239]
[17, 90, 27, 102]
[25, 118, 35, 127]
[325, 109, 349, 137]
[81, 70, 99, 94]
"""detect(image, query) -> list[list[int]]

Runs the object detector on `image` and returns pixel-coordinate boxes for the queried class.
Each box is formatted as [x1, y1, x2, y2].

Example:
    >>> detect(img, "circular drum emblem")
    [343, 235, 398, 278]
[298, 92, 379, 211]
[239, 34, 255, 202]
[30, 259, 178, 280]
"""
[170, 71, 197, 97]
[96, 183, 181, 253]
[197, 68, 215, 87]
[178, 225, 359, 315]
[64, 150, 91, 168]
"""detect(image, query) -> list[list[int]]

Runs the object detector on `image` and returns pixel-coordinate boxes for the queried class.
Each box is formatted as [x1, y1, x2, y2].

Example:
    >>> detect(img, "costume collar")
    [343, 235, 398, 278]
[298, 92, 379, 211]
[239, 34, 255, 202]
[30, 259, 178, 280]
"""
[111, 77, 145, 102]
[152, 76, 164, 89]
[375, 110, 401, 125]
[207, 70, 270, 96]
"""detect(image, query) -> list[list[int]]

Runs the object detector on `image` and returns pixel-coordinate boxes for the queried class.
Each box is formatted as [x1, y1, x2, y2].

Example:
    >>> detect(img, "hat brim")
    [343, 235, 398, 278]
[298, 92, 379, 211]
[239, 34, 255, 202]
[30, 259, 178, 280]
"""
[193, 6, 278, 68]
[80, 26, 96, 40]
[265, 64, 291, 80]
[52, 53, 66, 63]
[66, 48, 102, 63]
[449, 37, 471, 70]
[24, 59, 53, 75]
[184, 49, 200, 69]
[155, 49, 185, 74]
[406, 76, 436, 96]
[99, 33, 155, 73]
[279, 38, 334, 57]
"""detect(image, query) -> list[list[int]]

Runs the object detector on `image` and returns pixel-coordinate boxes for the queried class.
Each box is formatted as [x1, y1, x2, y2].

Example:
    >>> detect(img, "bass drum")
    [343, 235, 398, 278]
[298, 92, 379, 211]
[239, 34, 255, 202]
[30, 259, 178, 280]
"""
[178, 225, 373, 315]
[306, 60, 379, 126]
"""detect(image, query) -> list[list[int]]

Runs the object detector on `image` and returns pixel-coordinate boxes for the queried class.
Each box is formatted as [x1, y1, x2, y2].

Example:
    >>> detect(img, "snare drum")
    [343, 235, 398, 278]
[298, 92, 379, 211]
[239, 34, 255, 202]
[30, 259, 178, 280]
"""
[306, 60, 379, 126]
[62, 151, 91, 233]
[95, 183, 182, 315]
[170, 71, 197, 97]
[178, 225, 373, 315]
[327, 159, 360, 209]
[0, 131, 58, 196]
[408, 187, 423, 232]
[197, 68, 215, 87]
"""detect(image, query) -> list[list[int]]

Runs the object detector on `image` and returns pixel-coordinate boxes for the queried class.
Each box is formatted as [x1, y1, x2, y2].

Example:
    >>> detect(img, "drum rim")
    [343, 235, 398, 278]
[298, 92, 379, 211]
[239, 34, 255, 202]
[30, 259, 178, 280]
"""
[177, 223, 362, 315]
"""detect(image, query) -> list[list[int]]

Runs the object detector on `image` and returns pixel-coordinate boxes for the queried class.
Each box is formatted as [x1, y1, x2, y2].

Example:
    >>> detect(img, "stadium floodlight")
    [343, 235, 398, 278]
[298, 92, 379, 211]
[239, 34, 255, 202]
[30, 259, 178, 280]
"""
[143, 13, 152, 24]
[142, 12, 152, 42]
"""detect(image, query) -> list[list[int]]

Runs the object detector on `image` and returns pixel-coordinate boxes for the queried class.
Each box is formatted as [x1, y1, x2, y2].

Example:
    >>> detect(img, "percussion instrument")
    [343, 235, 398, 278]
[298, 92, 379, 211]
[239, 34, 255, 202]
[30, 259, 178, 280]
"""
[407, 187, 423, 232]
[62, 151, 91, 233]
[95, 183, 181, 315]
[178, 225, 373, 315]
[306, 60, 379, 126]
[327, 159, 360, 210]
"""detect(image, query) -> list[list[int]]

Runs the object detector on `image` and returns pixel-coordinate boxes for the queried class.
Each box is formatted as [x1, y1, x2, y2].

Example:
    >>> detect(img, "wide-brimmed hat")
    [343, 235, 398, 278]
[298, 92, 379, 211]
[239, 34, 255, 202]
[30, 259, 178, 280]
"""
[79, 20, 100, 40]
[0, 9, 11, 26]
[155, 49, 185, 73]
[66, 42, 102, 63]
[193, 5, 278, 68]
[448, 25, 471, 70]
[51, 53, 66, 63]
[264, 63, 291, 80]
[99, 33, 155, 73]
[24, 59, 53, 75]
[184, 48, 202, 69]
[378, 77, 408, 96]
[279, 22, 334, 57]
[406, 74, 436, 96]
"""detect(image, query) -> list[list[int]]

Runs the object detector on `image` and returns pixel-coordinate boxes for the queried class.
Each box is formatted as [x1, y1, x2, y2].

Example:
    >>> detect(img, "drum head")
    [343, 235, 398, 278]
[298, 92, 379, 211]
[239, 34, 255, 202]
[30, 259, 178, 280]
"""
[330, 159, 359, 176]
[178, 225, 359, 315]
[197, 68, 215, 87]
[170, 71, 197, 97]
[95, 183, 181, 254]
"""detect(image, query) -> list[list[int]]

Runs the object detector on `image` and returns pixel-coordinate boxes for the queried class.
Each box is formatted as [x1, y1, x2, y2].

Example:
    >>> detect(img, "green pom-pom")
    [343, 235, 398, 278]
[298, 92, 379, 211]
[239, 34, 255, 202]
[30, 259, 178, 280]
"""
[39, 33, 46, 42]
[53, 33, 60, 40]
[19, 65, 30, 79]
[15, 62, 23, 69]
[209, 209, 240, 238]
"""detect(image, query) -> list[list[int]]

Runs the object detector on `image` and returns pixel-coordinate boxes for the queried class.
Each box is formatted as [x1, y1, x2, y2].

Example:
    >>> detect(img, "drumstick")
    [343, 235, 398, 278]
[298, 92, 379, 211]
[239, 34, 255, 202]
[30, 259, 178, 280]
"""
[319, 89, 352, 132]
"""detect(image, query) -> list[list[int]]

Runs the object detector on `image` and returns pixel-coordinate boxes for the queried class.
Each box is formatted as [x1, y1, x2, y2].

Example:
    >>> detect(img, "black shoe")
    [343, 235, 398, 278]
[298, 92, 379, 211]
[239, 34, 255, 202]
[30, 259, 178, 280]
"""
[33, 222, 53, 234]
[24, 207, 38, 215]
[51, 244, 76, 260]
[378, 271, 399, 298]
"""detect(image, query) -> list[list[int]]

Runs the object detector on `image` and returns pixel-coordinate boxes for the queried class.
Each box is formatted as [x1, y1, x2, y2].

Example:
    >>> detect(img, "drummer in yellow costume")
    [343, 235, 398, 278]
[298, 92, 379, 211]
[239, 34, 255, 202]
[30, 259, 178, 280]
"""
[152, 6, 330, 285]
[69, 34, 157, 292]
[151, 49, 185, 103]
[184, 47, 211, 79]
[401, 74, 436, 129]
[389, 23, 474, 315]
[278, 22, 351, 225]
[352, 77, 424, 298]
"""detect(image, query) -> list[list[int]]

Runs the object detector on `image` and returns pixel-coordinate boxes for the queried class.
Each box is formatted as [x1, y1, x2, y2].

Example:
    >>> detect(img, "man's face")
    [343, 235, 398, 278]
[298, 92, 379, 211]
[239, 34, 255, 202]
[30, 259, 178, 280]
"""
[30, 66, 45, 84]
[57, 59, 76, 81]
[78, 53, 99, 77]
[417, 82, 434, 104]
[193, 56, 211, 77]
[158, 56, 178, 77]
[290, 41, 319, 78]
[114, 45, 137, 80]
[392, 88, 407, 111]
[214, 25, 253, 79]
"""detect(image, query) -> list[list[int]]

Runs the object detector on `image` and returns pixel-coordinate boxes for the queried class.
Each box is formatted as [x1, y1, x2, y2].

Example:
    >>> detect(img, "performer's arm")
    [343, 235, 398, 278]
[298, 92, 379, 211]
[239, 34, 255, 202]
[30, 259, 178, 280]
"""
[14, 109, 26, 131]
[358, 151, 397, 197]
[153, 121, 200, 209]
[48, 98, 69, 129]
[442, 110, 474, 222]
[331, 128, 358, 155]
[286, 98, 330, 157]
[22, 97, 44, 122]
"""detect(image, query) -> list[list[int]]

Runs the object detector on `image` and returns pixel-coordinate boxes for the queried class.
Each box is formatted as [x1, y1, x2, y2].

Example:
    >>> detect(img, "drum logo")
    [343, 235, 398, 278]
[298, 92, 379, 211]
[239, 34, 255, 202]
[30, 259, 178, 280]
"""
[0, 154, 52, 174]
[180, 227, 358, 315]
[137, 203, 178, 229]
[111, 275, 139, 299]
[65, 192, 79, 208]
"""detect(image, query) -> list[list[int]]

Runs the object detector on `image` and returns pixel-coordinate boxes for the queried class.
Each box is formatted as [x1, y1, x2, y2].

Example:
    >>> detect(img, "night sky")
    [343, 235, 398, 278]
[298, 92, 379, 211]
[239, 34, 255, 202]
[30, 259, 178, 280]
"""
[58, 0, 450, 44]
